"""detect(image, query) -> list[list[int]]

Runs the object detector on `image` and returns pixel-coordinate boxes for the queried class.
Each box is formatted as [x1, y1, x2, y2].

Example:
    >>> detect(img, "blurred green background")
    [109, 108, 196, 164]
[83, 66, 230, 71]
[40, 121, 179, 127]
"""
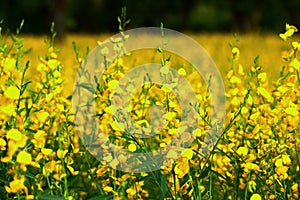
[1, 0, 300, 35]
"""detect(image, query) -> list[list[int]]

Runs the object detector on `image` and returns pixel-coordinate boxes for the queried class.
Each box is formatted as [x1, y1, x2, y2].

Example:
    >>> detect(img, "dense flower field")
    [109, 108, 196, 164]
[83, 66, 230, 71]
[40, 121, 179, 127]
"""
[0, 22, 299, 200]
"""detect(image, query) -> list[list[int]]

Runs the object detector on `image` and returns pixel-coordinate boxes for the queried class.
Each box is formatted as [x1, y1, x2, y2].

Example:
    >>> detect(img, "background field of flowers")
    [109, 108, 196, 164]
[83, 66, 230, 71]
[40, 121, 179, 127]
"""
[0, 20, 299, 200]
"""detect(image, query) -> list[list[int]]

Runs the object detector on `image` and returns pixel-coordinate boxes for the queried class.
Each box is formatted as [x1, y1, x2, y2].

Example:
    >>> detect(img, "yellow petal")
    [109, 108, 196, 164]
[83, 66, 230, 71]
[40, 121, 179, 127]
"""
[279, 33, 287, 41]
[285, 107, 298, 116]
[128, 143, 137, 152]
[275, 158, 283, 167]
[111, 121, 124, 131]
[57, 149, 68, 159]
[257, 72, 267, 82]
[289, 58, 300, 70]
[182, 148, 193, 160]
[238, 64, 245, 75]
[250, 194, 261, 200]
[4, 86, 19, 100]
[3, 57, 16, 71]
[229, 76, 241, 84]
[178, 68, 186, 76]
[286, 24, 298, 32]
[37, 111, 50, 123]
[107, 80, 118, 90]
[257, 87, 272, 102]
[285, 29, 295, 37]
[236, 146, 248, 156]
[6, 129, 22, 141]
[16, 151, 32, 165]
[41, 148, 53, 156]
[0, 103, 16, 116]
[67, 165, 79, 175]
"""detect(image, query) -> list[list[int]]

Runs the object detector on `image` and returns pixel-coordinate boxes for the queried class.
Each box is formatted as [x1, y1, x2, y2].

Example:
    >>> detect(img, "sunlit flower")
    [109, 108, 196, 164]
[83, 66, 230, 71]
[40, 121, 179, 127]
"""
[250, 193, 262, 200]
[16, 150, 32, 165]
[4, 86, 19, 100]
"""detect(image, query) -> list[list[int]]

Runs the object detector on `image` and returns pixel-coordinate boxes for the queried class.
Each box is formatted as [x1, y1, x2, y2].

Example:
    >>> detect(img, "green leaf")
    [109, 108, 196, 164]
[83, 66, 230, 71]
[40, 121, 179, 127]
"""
[165, 55, 171, 62]
[20, 81, 32, 96]
[254, 55, 260, 65]
[199, 164, 211, 179]
[23, 47, 32, 54]
[87, 194, 113, 200]
[38, 194, 65, 200]
[157, 47, 163, 53]
[78, 83, 96, 93]
[25, 171, 37, 180]
[160, 174, 167, 197]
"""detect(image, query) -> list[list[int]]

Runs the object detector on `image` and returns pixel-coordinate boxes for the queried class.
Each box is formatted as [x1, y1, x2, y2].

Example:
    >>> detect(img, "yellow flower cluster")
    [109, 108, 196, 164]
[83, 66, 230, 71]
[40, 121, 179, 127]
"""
[0, 23, 299, 199]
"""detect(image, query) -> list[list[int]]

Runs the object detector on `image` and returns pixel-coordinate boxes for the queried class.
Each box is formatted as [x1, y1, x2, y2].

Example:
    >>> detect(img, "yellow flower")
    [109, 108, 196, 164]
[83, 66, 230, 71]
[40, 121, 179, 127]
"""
[104, 186, 113, 193]
[43, 160, 56, 176]
[277, 86, 289, 94]
[128, 143, 137, 152]
[31, 130, 46, 149]
[232, 47, 240, 59]
[292, 41, 300, 50]
[57, 149, 68, 159]
[247, 180, 257, 193]
[168, 128, 178, 135]
[37, 111, 50, 123]
[5, 175, 26, 193]
[250, 193, 261, 200]
[0, 103, 16, 116]
[286, 24, 298, 32]
[275, 166, 288, 177]
[281, 155, 291, 165]
[247, 95, 253, 105]
[16, 151, 32, 165]
[257, 72, 267, 82]
[181, 148, 193, 160]
[6, 129, 22, 141]
[292, 183, 298, 192]
[178, 68, 186, 76]
[285, 106, 298, 116]
[243, 162, 260, 173]
[193, 129, 202, 137]
[229, 76, 241, 84]
[41, 148, 53, 156]
[53, 70, 61, 78]
[241, 107, 249, 115]
[47, 59, 60, 70]
[231, 96, 240, 106]
[257, 87, 272, 102]
[236, 146, 248, 156]
[238, 64, 245, 75]
[289, 58, 300, 70]
[174, 158, 189, 178]
[67, 165, 79, 175]
[164, 112, 176, 121]
[4, 86, 19, 100]
[0, 138, 7, 150]
[50, 52, 58, 59]
[111, 121, 124, 131]
[279, 25, 297, 41]
[108, 80, 118, 90]
[2, 57, 16, 71]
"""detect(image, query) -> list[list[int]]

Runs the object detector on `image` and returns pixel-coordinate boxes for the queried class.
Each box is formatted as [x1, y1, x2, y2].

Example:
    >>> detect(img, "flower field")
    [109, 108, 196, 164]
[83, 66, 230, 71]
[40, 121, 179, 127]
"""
[0, 22, 299, 200]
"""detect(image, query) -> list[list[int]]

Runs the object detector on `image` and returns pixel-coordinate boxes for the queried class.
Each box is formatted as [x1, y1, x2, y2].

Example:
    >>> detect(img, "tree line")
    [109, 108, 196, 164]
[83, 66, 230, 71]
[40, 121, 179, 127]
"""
[1, 0, 299, 34]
